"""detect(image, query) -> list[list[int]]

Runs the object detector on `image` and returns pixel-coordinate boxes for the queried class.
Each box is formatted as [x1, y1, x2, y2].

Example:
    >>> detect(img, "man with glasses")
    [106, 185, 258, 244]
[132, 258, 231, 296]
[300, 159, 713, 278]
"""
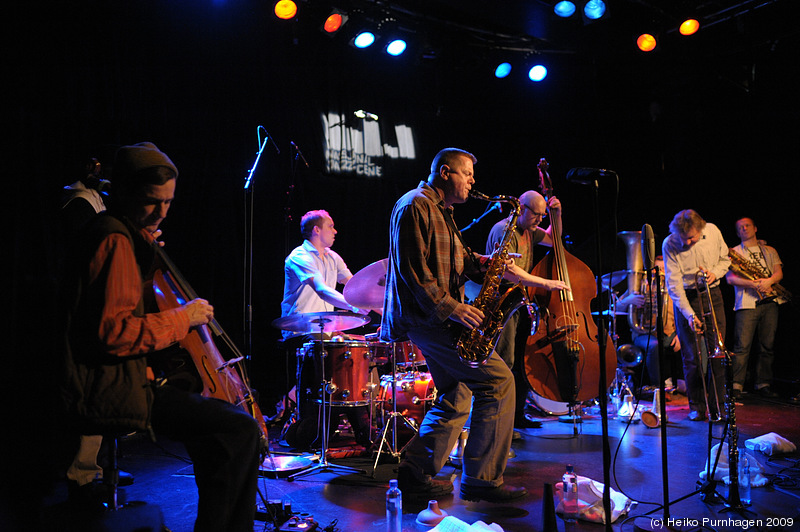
[486, 190, 562, 431]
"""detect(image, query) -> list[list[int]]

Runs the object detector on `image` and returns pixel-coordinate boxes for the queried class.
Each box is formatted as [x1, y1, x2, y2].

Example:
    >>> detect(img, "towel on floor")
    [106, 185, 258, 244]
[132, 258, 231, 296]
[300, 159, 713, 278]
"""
[555, 475, 635, 524]
[745, 432, 797, 456]
[698, 442, 769, 487]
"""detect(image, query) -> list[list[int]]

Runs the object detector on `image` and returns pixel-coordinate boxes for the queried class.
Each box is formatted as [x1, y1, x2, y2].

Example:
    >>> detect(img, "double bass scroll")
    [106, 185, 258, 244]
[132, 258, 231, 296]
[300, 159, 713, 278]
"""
[524, 159, 616, 404]
[149, 241, 269, 455]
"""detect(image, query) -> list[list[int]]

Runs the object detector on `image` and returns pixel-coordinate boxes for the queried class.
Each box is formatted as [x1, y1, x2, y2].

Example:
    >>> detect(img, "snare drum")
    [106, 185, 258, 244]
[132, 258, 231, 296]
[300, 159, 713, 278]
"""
[369, 341, 426, 367]
[301, 340, 373, 406]
[376, 372, 436, 424]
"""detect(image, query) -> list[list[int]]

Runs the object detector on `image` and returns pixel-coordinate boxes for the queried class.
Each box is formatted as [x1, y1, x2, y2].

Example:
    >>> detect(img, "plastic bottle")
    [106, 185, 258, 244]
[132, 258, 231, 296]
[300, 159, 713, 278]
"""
[562, 464, 579, 523]
[738, 448, 751, 506]
[386, 478, 402, 532]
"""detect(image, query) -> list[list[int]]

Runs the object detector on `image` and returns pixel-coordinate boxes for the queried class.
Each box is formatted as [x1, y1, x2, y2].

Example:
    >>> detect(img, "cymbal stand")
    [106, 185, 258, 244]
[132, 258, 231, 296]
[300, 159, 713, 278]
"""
[371, 343, 418, 477]
[290, 320, 364, 480]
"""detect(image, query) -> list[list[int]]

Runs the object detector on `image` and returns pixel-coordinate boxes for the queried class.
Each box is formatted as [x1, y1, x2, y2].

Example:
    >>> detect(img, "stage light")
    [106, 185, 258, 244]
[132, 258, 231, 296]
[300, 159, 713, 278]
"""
[554, 1, 576, 18]
[583, 0, 606, 20]
[352, 31, 376, 49]
[679, 18, 700, 36]
[637, 33, 657, 52]
[528, 65, 548, 82]
[494, 62, 512, 79]
[322, 9, 348, 35]
[274, 0, 297, 20]
[386, 39, 407, 56]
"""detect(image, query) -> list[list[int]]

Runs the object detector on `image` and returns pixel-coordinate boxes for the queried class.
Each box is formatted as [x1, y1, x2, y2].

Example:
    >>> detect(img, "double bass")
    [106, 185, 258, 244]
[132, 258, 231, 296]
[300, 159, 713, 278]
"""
[150, 241, 269, 456]
[524, 159, 615, 404]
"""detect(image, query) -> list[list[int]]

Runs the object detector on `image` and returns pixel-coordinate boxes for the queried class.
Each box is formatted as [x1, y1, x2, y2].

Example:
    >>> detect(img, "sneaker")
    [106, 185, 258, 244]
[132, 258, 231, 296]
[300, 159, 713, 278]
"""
[397, 466, 453, 498]
[460, 483, 527, 503]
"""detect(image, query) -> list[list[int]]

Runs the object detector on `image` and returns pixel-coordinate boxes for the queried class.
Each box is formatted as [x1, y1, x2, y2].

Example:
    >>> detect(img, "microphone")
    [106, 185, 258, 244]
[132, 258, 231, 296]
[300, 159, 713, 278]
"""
[641, 223, 656, 270]
[566, 167, 617, 186]
[290, 141, 309, 168]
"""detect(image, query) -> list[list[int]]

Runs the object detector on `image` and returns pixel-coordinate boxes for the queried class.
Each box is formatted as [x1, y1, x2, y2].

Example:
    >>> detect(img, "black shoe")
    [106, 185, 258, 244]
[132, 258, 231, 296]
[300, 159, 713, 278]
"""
[788, 394, 800, 405]
[687, 410, 707, 422]
[104, 469, 135, 487]
[397, 466, 453, 498]
[460, 483, 527, 503]
[514, 415, 542, 429]
[67, 480, 110, 513]
[732, 389, 742, 400]
[758, 386, 778, 398]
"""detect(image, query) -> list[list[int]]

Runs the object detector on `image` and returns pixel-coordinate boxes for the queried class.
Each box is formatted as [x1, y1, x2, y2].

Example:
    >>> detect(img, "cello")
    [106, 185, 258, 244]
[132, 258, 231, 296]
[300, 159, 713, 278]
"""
[149, 241, 269, 456]
[524, 159, 615, 405]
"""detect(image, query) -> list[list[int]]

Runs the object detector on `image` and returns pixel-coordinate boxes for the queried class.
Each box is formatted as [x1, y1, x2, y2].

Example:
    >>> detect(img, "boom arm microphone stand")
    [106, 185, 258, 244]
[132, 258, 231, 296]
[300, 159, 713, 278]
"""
[243, 126, 280, 368]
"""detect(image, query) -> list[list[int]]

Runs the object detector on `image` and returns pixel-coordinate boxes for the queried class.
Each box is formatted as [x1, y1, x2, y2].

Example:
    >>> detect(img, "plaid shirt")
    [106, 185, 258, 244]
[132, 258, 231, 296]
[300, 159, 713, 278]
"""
[380, 181, 482, 341]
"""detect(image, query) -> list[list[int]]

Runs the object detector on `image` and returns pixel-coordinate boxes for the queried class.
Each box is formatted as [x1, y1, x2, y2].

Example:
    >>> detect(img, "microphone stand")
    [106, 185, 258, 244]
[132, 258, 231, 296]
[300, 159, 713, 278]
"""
[460, 202, 503, 232]
[243, 126, 279, 368]
[571, 174, 613, 532]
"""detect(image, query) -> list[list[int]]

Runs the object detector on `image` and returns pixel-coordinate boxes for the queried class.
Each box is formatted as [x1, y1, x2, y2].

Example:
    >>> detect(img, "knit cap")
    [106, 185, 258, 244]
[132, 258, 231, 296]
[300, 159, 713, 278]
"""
[114, 142, 178, 179]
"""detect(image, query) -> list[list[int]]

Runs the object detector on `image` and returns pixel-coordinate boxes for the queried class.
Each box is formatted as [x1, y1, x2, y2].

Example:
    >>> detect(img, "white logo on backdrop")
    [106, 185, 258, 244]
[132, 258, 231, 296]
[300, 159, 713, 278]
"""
[321, 112, 416, 176]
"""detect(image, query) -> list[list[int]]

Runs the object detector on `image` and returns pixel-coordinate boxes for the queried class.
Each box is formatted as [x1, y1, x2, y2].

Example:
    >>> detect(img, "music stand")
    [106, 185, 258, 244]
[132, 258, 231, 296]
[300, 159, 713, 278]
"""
[289, 315, 365, 480]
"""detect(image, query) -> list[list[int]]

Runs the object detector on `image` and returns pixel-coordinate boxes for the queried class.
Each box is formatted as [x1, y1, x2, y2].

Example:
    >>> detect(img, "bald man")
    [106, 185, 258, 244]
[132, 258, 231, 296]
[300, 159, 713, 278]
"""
[486, 190, 562, 430]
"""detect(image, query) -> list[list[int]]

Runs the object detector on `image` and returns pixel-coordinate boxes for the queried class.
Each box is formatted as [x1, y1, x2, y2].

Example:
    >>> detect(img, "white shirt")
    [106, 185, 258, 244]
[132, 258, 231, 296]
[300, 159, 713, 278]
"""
[662, 222, 731, 321]
[280, 240, 353, 338]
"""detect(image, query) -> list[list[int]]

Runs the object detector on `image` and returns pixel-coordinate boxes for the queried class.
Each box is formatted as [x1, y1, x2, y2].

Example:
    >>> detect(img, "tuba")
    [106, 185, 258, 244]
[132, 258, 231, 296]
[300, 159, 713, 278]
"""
[457, 191, 532, 367]
[617, 231, 656, 334]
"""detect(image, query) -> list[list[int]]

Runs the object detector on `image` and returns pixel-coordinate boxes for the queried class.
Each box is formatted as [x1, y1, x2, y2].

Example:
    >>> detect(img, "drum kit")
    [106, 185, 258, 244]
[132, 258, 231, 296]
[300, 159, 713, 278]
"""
[270, 258, 435, 477]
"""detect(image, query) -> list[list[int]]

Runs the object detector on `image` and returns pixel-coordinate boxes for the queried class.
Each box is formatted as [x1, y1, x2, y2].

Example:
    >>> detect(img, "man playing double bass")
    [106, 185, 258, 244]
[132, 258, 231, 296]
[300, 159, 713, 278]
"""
[486, 189, 562, 430]
[57, 142, 262, 530]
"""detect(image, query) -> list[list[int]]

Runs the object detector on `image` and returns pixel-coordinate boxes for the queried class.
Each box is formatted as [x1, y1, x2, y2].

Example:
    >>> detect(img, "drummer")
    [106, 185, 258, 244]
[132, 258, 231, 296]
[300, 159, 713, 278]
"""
[280, 209, 372, 448]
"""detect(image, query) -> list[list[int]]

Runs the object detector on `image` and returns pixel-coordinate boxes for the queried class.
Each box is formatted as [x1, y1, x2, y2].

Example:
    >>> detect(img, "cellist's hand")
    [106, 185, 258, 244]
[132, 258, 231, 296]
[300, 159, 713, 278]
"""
[184, 298, 214, 327]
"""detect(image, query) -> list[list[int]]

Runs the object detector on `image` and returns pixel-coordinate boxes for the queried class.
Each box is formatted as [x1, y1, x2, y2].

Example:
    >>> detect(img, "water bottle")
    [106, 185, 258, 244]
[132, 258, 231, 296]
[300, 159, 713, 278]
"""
[386, 478, 402, 532]
[562, 464, 579, 523]
[738, 448, 751, 506]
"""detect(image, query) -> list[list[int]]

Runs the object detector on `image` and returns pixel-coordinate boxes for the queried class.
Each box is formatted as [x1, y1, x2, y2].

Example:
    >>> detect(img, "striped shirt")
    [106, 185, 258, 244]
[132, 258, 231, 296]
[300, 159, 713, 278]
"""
[380, 181, 482, 341]
[89, 229, 190, 358]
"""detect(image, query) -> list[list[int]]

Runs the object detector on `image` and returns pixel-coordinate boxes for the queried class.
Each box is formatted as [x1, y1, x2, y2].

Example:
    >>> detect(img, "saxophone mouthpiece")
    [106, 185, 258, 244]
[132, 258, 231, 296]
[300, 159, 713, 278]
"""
[469, 190, 492, 201]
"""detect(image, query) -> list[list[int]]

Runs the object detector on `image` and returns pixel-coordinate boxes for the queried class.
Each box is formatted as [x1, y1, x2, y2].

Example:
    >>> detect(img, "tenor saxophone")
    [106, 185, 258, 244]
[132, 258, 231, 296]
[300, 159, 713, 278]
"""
[457, 191, 531, 367]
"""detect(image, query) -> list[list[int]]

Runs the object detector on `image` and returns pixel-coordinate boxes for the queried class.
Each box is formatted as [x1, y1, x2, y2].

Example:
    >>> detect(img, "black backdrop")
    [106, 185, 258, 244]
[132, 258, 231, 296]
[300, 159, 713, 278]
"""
[10, 0, 800, 416]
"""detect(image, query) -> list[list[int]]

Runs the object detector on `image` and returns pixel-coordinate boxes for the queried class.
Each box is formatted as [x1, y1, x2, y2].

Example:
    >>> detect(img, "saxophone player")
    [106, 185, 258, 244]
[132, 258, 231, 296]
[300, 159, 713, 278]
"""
[662, 209, 731, 422]
[486, 190, 562, 431]
[380, 148, 566, 503]
[725, 217, 785, 400]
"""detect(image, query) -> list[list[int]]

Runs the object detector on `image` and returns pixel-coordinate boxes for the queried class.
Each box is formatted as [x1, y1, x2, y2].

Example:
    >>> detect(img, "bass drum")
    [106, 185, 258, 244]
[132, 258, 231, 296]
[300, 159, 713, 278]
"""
[528, 391, 569, 416]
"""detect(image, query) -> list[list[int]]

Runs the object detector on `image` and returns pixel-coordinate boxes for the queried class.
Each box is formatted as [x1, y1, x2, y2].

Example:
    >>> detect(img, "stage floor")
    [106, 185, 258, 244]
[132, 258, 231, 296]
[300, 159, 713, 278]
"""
[41, 389, 800, 532]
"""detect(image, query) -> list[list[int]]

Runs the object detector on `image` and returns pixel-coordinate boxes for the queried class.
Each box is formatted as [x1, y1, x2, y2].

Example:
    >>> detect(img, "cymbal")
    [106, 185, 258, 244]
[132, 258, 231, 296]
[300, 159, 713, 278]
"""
[343, 258, 388, 311]
[599, 270, 633, 291]
[271, 311, 370, 334]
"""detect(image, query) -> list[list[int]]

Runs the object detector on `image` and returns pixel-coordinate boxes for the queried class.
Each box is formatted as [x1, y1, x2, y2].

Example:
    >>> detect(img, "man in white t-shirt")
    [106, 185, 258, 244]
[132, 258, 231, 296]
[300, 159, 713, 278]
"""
[725, 217, 785, 399]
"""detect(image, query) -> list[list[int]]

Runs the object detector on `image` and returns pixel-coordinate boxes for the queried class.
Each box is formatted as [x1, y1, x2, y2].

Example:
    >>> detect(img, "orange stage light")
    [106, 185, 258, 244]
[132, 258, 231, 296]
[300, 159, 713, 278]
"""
[637, 33, 657, 52]
[274, 0, 297, 20]
[679, 18, 700, 36]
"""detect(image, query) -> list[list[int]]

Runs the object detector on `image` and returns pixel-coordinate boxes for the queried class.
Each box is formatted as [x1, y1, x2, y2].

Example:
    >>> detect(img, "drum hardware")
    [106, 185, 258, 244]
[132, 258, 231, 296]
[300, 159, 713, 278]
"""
[370, 342, 429, 476]
[271, 312, 369, 480]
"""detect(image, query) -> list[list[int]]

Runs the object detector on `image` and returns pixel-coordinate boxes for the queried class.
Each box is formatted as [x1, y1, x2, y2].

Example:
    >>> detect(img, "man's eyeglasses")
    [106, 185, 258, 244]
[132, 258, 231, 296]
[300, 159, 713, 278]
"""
[522, 204, 547, 219]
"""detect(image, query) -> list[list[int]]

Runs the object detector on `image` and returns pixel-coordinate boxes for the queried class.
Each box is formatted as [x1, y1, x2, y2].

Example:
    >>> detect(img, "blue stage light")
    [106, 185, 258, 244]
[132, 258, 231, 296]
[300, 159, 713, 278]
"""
[353, 31, 376, 48]
[583, 0, 606, 20]
[494, 62, 512, 78]
[386, 39, 407, 56]
[554, 1, 576, 18]
[528, 65, 548, 82]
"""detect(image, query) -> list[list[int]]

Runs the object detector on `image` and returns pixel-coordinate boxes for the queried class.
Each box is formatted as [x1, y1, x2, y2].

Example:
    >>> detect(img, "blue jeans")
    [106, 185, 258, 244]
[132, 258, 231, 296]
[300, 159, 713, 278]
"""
[403, 323, 514, 488]
[732, 302, 779, 389]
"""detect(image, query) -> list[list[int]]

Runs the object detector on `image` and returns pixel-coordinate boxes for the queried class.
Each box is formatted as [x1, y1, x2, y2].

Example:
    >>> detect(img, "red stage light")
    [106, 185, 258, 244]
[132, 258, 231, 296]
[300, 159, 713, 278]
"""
[323, 13, 344, 34]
